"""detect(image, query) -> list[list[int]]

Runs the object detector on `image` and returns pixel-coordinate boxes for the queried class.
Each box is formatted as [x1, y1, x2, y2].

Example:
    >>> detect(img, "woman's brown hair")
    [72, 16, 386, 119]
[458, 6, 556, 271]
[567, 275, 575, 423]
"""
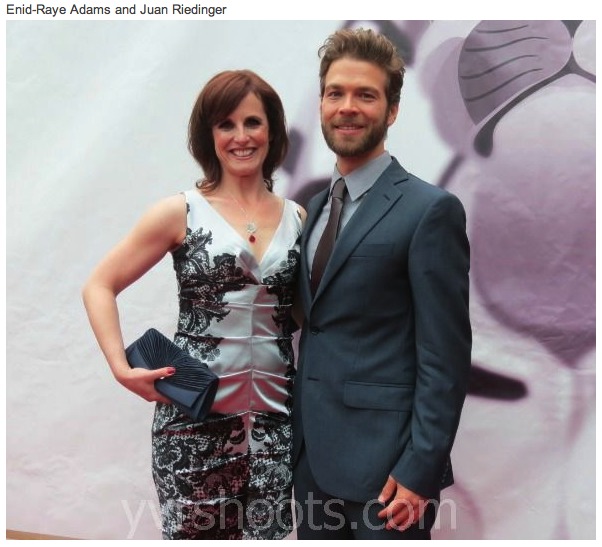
[188, 70, 289, 192]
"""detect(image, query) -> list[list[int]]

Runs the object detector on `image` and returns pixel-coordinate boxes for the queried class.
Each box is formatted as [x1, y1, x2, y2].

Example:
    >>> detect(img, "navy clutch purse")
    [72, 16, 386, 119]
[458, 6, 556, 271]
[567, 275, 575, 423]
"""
[125, 328, 219, 422]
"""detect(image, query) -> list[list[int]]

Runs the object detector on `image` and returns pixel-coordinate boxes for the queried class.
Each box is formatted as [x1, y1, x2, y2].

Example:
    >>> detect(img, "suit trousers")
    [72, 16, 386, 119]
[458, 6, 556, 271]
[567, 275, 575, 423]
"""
[294, 445, 438, 540]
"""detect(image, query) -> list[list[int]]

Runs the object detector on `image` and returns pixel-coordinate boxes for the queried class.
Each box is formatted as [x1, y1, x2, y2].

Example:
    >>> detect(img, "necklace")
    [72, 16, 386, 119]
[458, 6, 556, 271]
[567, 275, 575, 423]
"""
[227, 190, 260, 243]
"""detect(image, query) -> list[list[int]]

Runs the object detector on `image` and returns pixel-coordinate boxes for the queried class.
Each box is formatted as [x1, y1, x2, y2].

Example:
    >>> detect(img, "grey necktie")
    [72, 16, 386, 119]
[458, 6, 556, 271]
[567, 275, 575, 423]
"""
[311, 177, 347, 295]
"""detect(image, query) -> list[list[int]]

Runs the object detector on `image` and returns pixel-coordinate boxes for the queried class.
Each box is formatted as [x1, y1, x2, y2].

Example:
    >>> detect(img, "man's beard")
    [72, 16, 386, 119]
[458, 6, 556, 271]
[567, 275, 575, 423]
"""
[321, 116, 388, 158]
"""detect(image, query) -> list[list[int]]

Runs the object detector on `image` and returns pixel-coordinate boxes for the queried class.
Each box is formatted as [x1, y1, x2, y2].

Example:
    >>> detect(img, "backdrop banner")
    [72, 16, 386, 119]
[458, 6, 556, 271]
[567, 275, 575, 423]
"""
[6, 19, 595, 540]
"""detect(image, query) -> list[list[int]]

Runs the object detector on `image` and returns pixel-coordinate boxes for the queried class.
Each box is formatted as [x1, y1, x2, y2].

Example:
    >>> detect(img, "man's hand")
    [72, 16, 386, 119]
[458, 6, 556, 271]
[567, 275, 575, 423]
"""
[377, 476, 429, 531]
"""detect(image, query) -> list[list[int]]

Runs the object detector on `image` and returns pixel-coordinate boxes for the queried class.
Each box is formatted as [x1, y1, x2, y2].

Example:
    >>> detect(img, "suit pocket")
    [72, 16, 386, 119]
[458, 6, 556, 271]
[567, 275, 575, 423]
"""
[349, 243, 393, 257]
[344, 381, 414, 411]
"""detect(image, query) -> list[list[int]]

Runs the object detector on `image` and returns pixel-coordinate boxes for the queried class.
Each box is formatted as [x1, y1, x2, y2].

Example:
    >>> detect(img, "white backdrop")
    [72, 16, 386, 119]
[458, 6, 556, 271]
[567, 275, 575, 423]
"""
[6, 20, 595, 539]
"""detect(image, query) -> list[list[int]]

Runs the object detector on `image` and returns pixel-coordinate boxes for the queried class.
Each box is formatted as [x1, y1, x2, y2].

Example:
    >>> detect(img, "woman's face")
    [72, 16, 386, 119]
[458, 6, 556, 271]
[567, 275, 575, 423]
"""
[212, 92, 270, 180]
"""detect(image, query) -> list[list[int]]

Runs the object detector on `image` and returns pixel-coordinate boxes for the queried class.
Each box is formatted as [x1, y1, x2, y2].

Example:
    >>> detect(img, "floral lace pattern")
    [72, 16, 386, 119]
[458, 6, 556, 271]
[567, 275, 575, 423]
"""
[151, 191, 302, 539]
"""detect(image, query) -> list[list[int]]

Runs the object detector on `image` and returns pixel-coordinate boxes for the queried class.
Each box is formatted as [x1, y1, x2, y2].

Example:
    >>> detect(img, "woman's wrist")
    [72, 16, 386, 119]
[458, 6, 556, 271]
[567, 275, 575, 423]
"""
[112, 361, 133, 384]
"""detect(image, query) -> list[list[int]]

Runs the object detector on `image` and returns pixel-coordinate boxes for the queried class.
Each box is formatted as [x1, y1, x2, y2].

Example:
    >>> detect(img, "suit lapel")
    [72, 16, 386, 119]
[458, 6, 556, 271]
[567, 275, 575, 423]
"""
[300, 188, 329, 311]
[312, 160, 408, 304]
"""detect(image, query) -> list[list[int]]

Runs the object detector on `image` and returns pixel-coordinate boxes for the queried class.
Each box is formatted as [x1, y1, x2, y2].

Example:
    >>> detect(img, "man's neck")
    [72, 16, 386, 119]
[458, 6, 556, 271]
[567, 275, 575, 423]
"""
[335, 145, 386, 177]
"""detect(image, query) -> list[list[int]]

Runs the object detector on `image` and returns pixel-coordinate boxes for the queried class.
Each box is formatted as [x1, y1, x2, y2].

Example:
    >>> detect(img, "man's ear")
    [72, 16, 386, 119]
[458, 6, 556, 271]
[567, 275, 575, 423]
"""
[387, 104, 399, 126]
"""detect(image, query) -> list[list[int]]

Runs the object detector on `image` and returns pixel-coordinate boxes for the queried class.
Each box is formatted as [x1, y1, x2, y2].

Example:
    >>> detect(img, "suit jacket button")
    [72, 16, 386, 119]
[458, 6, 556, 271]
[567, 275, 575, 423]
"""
[310, 327, 320, 335]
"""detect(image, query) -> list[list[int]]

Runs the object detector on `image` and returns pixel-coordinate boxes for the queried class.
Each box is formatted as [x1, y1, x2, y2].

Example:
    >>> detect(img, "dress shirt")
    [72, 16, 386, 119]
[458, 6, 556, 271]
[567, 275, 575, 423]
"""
[307, 151, 393, 272]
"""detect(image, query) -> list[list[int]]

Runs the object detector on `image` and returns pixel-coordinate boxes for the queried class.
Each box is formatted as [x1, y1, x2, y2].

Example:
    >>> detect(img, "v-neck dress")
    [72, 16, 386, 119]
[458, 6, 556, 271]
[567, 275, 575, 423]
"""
[151, 189, 302, 540]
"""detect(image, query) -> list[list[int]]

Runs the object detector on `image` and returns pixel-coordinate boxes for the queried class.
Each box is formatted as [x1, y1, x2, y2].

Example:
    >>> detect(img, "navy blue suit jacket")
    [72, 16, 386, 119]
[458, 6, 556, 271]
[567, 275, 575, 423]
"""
[292, 158, 472, 502]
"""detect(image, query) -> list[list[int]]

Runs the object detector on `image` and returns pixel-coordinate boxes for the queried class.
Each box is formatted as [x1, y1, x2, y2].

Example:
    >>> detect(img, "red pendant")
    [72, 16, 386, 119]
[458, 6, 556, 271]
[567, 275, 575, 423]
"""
[249, 235, 256, 243]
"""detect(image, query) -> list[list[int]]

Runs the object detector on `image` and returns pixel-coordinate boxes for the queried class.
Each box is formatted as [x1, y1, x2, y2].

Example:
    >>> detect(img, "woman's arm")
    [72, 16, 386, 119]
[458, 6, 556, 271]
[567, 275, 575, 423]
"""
[82, 193, 187, 402]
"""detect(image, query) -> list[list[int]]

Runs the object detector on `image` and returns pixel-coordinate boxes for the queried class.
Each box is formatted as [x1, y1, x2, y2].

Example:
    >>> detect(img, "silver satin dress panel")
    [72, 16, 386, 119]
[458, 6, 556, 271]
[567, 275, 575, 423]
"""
[151, 190, 302, 540]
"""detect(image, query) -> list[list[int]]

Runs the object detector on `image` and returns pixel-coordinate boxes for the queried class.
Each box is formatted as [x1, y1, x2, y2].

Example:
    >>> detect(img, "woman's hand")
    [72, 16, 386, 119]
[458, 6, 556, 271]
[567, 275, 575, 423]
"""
[116, 366, 175, 404]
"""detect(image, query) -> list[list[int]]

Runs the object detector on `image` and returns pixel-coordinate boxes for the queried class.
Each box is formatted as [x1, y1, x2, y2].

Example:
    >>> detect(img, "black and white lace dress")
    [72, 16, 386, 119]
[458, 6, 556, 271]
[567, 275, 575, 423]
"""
[151, 189, 302, 540]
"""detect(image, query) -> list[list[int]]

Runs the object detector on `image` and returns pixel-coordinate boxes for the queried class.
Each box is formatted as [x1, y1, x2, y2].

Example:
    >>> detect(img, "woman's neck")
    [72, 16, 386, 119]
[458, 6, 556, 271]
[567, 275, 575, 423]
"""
[215, 175, 269, 203]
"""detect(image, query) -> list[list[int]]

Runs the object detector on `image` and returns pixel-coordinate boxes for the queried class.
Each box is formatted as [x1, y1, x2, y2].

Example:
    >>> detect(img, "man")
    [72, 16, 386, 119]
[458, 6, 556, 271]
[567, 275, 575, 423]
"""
[292, 28, 472, 539]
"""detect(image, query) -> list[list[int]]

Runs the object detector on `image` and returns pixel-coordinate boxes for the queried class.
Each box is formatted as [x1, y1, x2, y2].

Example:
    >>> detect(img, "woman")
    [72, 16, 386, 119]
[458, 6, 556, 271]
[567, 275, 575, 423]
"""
[83, 70, 306, 539]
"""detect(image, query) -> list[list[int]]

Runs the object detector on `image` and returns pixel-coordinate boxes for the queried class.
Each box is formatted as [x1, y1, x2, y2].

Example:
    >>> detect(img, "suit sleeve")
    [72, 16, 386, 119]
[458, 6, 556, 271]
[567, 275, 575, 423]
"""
[391, 192, 472, 498]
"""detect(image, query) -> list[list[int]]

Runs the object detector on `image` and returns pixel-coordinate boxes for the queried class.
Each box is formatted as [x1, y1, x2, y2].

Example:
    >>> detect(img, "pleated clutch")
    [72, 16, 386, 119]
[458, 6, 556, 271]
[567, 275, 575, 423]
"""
[125, 328, 219, 422]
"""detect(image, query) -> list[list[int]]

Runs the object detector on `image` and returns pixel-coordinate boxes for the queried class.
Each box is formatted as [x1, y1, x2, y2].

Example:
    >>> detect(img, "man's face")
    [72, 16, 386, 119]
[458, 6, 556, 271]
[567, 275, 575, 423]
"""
[320, 57, 398, 173]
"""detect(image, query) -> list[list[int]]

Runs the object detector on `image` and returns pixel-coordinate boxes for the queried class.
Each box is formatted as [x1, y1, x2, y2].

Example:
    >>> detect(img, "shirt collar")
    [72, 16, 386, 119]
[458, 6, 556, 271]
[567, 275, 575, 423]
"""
[330, 151, 392, 201]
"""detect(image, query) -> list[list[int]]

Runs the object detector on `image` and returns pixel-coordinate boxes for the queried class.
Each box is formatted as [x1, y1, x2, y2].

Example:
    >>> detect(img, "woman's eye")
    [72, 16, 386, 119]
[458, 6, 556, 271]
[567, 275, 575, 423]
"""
[245, 118, 262, 128]
[217, 120, 234, 130]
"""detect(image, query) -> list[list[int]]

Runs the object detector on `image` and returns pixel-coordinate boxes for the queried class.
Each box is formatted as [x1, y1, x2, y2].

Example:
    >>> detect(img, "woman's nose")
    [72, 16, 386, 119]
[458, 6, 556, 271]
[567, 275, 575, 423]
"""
[234, 126, 250, 142]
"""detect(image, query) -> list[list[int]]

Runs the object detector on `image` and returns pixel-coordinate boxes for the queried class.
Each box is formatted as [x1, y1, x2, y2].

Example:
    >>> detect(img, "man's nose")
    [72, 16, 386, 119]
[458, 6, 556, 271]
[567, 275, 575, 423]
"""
[339, 95, 359, 114]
